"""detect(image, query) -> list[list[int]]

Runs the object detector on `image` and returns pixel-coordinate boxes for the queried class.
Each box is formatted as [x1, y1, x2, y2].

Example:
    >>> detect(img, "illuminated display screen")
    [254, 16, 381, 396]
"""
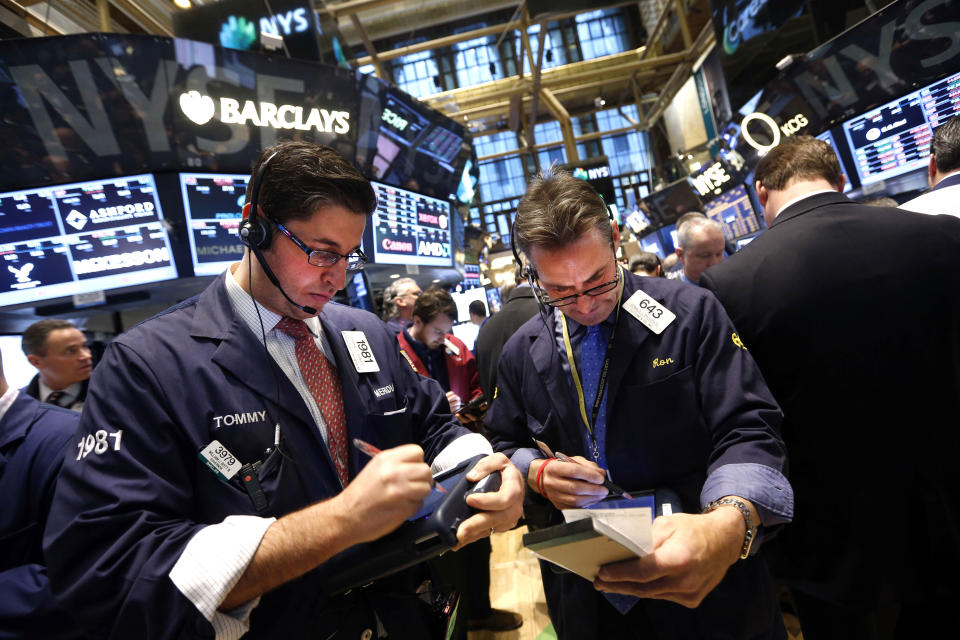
[815, 130, 853, 192]
[842, 72, 960, 186]
[703, 184, 760, 240]
[639, 231, 665, 257]
[370, 181, 453, 267]
[0, 174, 177, 308]
[179, 173, 249, 277]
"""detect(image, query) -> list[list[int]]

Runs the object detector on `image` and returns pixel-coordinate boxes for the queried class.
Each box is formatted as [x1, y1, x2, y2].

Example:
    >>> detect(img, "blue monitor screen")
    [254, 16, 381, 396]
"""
[841, 71, 960, 186]
[0, 174, 177, 308]
[703, 184, 761, 240]
[639, 230, 665, 257]
[815, 130, 854, 193]
[658, 223, 678, 255]
[486, 287, 502, 314]
[179, 173, 249, 277]
[369, 181, 453, 267]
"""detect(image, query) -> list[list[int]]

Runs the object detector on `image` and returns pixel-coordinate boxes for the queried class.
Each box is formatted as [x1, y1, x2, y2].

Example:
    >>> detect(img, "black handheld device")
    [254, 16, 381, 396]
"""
[320, 453, 501, 595]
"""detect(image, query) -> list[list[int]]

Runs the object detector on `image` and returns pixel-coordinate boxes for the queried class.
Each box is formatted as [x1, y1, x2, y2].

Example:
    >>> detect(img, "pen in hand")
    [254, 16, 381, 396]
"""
[532, 438, 633, 500]
[352, 438, 447, 493]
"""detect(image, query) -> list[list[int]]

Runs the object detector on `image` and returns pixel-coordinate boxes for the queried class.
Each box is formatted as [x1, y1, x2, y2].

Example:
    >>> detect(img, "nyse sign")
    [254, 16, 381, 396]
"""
[692, 162, 731, 196]
[3, 39, 357, 177]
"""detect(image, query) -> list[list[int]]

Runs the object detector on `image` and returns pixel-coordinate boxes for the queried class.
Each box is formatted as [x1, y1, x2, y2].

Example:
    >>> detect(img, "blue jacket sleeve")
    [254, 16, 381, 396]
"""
[43, 343, 209, 640]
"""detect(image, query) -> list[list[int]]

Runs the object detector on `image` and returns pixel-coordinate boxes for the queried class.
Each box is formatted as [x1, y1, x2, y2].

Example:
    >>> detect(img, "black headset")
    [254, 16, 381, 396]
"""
[238, 150, 279, 251]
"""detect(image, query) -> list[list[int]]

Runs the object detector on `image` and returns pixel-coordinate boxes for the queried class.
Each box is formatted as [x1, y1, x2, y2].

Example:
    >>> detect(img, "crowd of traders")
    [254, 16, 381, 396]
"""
[3, 116, 960, 640]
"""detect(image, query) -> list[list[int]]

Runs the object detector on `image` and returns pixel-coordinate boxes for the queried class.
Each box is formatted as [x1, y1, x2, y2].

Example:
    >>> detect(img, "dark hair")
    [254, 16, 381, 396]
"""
[514, 168, 613, 257]
[22, 319, 77, 356]
[468, 300, 487, 317]
[755, 135, 844, 191]
[246, 141, 377, 224]
[932, 115, 960, 174]
[629, 252, 662, 275]
[413, 286, 457, 324]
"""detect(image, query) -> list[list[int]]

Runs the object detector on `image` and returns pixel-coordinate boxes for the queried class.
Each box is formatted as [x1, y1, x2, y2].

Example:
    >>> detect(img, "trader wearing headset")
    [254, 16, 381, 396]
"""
[44, 142, 524, 640]
[484, 169, 793, 639]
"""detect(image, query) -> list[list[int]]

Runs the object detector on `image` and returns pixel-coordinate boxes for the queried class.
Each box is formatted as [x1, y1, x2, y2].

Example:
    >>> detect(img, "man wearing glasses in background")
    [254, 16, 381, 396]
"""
[44, 142, 524, 640]
[382, 276, 422, 335]
[485, 169, 793, 639]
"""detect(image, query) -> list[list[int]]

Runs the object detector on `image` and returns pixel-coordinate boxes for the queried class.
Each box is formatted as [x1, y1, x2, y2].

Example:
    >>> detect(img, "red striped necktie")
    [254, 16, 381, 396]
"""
[276, 317, 348, 485]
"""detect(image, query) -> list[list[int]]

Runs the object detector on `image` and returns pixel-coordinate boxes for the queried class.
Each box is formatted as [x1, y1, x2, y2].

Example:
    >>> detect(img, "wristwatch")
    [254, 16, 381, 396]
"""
[703, 498, 757, 560]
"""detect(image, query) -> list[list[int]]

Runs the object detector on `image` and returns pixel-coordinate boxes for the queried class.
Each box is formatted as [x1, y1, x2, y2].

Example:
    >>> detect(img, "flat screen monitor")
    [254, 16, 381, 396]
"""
[450, 321, 480, 353]
[645, 179, 703, 226]
[0, 335, 36, 389]
[639, 230, 665, 257]
[735, 232, 761, 251]
[703, 184, 761, 240]
[179, 172, 249, 276]
[0, 174, 178, 308]
[345, 270, 374, 312]
[658, 223, 679, 255]
[815, 130, 854, 192]
[842, 71, 960, 186]
[485, 287, 502, 314]
[369, 181, 453, 267]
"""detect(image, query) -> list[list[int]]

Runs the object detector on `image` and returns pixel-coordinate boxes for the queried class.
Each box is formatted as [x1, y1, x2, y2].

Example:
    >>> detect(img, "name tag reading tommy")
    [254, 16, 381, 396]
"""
[342, 331, 380, 373]
[623, 290, 676, 334]
[199, 440, 242, 481]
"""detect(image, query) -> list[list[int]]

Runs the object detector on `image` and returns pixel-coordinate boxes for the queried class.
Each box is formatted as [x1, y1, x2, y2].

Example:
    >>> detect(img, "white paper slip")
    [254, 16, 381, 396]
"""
[342, 330, 380, 373]
[563, 507, 654, 555]
[623, 289, 676, 334]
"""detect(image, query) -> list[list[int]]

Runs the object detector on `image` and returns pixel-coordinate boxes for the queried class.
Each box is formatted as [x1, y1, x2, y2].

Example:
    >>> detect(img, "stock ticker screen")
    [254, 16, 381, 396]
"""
[369, 181, 453, 267]
[703, 184, 761, 240]
[0, 174, 177, 307]
[179, 173, 249, 276]
[842, 72, 960, 186]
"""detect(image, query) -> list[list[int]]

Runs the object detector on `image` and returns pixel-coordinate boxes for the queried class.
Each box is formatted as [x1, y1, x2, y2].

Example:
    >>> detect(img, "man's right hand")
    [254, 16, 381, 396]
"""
[528, 456, 608, 509]
[334, 444, 433, 543]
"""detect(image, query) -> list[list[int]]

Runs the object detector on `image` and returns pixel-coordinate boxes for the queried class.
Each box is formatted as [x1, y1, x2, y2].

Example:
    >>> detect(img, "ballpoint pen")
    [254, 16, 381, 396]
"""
[533, 437, 633, 500]
[353, 438, 447, 493]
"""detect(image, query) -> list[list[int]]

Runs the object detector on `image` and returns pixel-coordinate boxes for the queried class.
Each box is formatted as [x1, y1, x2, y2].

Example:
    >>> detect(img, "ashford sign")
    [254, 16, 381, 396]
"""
[179, 90, 351, 133]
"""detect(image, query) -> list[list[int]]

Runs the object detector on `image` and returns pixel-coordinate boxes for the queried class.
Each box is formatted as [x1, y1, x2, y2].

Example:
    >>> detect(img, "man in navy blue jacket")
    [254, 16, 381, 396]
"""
[0, 351, 83, 638]
[44, 142, 524, 640]
[485, 169, 793, 639]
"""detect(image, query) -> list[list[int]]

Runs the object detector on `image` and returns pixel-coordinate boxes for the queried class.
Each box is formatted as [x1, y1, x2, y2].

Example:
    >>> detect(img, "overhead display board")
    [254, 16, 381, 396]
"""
[0, 174, 177, 308]
[179, 172, 249, 277]
[368, 181, 453, 267]
[841, 71, 960, 187]
[702, 184, 761, 240]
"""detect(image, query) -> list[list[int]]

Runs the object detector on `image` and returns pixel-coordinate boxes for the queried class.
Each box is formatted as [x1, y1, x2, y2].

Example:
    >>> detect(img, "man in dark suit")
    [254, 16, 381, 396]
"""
[486, 169, 793, 640]
[475, 272, 540, 399]
[701, 135, 960, 640]
[21, 319, 92, 412]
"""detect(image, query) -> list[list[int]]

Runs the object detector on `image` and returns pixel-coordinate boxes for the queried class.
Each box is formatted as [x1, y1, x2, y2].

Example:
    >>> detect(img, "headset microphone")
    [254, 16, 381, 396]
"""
[239, 150, 318, 315]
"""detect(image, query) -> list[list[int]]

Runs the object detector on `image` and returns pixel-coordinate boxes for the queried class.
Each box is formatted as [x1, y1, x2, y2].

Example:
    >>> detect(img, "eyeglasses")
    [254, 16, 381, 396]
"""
[272, 219, 368, 272]
[532, 263, 621, 308]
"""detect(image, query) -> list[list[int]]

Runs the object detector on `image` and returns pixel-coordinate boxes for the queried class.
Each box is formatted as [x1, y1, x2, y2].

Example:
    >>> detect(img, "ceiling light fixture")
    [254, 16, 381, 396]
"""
[173, 0, 191, 8]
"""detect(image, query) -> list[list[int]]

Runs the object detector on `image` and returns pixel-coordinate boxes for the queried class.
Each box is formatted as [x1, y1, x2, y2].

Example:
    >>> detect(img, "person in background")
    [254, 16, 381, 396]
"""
[381, 276, 422, 335]
[468, 300, 487, 328]
[675, 217, 725, 285]
[486, 168, 792, 640]
[900, 114, 960, 217]
[0, 350, 84, 638]
[701, 135, 960, 640]
[21, 319, 92, 411]
[628, 251, 662, 277]
[43, 142, 524, 640]
[475, 265, 540, 400]
[396, 286, 522, 634]
[661, 251, 680, 278]
[398, 286, 481, 416]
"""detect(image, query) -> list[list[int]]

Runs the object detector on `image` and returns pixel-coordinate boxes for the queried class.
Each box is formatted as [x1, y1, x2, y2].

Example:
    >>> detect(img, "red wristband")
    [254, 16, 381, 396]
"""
[536, 457, 556, 500]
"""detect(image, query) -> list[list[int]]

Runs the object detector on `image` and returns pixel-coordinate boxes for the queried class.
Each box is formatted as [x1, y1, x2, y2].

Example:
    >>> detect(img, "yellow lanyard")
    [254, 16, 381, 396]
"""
[560, 268, 625, 440]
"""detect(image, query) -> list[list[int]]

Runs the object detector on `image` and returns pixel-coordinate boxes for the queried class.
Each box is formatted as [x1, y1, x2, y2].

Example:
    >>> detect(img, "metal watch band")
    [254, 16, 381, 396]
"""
[703, 498, 757, 560]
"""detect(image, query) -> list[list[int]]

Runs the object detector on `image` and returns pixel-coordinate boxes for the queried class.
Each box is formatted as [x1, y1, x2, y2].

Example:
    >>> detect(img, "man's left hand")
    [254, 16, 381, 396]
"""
[453, 453, 525, 549]
[592, 507, 745, 608]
